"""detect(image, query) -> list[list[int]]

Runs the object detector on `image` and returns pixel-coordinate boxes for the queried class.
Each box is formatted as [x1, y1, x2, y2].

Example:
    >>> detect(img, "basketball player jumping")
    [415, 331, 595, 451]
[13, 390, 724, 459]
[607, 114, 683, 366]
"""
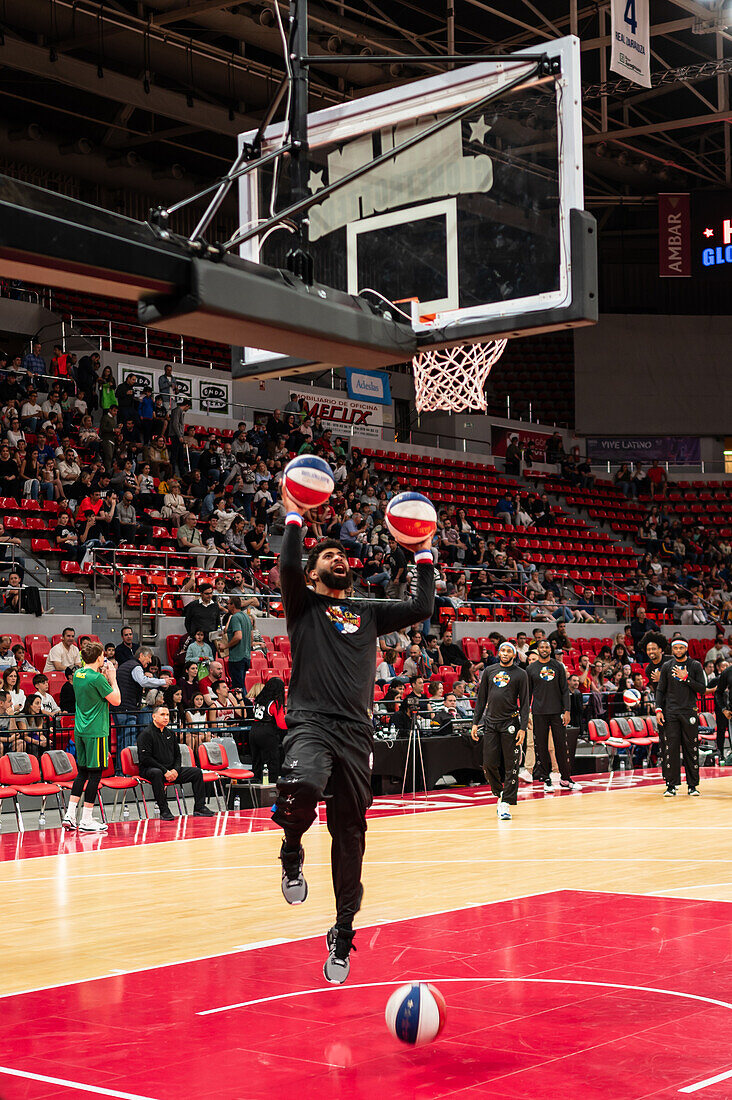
[273, 491, 435, 984]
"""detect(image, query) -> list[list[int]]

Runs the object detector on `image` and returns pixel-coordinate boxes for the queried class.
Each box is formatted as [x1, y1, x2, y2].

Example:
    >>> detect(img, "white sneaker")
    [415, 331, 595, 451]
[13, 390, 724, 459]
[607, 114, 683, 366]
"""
[77, 819, 108, 833]
[560, 780, 582, 791]
[543, 781, 554, 794]
[496, 798, 502, 816]
[61, 815, 77, 831]
[519, 767, 532, 784]
[499, 803, 512, 821]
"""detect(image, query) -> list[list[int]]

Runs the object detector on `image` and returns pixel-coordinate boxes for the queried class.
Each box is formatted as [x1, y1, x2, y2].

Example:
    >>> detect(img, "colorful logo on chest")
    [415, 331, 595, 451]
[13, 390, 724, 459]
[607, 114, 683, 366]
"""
[325, 605, 361, 634]
[539, 666, 555, 681]
[493, 671, 510, 688]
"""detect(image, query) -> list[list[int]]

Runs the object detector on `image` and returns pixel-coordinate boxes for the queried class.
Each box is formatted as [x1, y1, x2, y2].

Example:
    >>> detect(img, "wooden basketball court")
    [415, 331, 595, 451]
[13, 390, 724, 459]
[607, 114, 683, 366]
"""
[2, 769, 732, 1098]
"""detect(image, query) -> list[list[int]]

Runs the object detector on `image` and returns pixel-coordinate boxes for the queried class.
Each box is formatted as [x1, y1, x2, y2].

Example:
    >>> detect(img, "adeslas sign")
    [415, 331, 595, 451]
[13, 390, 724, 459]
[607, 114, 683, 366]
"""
[345, 368, 392, 406]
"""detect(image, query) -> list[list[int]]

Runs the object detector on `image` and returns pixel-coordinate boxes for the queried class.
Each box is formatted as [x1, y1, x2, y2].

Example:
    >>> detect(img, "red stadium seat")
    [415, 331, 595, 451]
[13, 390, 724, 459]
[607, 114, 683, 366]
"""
[0, 752, 64, 828]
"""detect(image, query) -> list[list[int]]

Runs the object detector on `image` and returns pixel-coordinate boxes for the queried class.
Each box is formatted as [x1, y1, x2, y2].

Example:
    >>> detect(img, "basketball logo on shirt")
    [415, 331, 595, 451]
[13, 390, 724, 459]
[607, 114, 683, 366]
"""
[325, 605, 361, 634]
[493, 671, 510, 688]
[539, 666, 556, 681]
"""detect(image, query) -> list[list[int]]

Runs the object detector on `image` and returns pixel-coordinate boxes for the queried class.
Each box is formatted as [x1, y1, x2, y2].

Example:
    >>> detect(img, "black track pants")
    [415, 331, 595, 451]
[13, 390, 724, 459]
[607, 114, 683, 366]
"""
[663, 711, 700, 789]
[715, 705, 729, 759]
[272, 719, 373, 925]
[483, 720, 522, 806]
[532, 713, 572, 782]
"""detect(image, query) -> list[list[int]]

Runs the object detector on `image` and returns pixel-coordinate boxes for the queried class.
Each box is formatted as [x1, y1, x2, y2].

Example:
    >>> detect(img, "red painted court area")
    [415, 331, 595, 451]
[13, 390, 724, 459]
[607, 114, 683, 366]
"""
[2, 890, 732, 1099]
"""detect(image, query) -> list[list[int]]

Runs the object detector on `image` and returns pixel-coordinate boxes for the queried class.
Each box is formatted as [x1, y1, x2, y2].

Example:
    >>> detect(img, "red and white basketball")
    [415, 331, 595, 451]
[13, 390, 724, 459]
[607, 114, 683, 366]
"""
[385, 982, 446, 1046]
[623, 688, 641, 708]
[282, 455, 335, 511]
[385, 491, 437, 547]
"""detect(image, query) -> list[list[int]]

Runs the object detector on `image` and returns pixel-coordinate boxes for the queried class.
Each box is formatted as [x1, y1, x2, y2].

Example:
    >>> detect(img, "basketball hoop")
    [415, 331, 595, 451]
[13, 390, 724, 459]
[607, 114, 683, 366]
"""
[412, 339, 508, 413]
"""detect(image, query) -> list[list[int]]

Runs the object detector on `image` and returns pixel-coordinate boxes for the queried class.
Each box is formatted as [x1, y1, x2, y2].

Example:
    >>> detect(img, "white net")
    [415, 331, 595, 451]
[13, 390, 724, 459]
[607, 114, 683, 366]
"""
[412, 339, 508, 413]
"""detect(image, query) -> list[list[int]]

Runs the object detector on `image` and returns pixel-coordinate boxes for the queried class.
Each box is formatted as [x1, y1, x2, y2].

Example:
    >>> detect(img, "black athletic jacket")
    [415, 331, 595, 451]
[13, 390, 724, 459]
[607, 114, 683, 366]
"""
[281, 523, 434, 731]
[714, 666, 732, 711]
[655, 657, 706, 715]
[645, 656, 672, 702]
[137, 722, 182, 772]
[526, 658, 570, 715]
[474, 662, 529, 729]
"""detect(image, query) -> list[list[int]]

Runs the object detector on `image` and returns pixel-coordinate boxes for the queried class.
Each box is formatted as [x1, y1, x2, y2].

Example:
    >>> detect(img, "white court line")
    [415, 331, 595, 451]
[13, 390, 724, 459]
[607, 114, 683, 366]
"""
[0, 1066, 158, 1099]
[680, 1067, 732, 1092]
[0, 889, 554, 1001]
[197, 974, 732, 1017]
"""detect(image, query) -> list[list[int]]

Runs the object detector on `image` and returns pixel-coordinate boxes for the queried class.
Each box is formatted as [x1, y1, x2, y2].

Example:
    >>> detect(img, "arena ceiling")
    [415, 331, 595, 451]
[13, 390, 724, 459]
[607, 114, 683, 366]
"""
[0, 0, 729, 224]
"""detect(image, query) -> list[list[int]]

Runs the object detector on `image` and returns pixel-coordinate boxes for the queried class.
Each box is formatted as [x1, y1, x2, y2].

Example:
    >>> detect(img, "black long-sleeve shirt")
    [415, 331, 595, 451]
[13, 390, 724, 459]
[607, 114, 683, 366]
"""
[474, 662, 529, 729]
[137, 722, 182, 772]
[645, 656, 672, 702]
[655, 658, 706, 715]
[714, 666, 732, 712]
[526, 658, 570, 715]
[280, 524, 434, 732]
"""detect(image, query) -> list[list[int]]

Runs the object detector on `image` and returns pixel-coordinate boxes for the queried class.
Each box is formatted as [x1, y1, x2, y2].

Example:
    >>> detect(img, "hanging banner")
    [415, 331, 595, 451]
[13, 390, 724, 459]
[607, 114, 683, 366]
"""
[291, 385, 383, 439]
[610, 0, 651, 88]
[658, 194, 691, 277]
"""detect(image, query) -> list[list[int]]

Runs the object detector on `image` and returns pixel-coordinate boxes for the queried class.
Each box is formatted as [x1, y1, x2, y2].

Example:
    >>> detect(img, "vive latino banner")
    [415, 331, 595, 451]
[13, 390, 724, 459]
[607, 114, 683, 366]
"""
[658, 193, 691, 277]
[586, 436, 701, 464]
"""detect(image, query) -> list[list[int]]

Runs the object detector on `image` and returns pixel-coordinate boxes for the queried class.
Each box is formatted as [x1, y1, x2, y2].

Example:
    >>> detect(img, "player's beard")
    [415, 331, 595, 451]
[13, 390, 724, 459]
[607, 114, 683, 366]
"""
[319, 564, 352, 591]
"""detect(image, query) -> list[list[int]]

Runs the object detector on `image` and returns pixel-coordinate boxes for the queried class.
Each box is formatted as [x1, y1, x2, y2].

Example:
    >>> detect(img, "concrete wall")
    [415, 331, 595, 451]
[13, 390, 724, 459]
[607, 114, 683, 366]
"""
[0, 614, 93, 638]
[575, 314, 732, 436]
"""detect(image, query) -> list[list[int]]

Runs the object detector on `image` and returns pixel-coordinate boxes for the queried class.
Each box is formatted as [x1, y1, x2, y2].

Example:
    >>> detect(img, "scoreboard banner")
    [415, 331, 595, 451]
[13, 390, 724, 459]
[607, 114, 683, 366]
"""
[610, 0, 651, 88]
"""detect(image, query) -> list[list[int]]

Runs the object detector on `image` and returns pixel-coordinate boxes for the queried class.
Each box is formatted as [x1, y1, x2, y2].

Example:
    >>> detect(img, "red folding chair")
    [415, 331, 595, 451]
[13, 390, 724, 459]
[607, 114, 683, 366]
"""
[0, 752, 63, 830]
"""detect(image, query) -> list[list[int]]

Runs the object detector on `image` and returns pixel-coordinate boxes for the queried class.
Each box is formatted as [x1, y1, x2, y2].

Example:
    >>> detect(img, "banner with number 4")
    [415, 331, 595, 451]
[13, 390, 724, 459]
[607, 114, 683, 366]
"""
[610, 0, 651, 88]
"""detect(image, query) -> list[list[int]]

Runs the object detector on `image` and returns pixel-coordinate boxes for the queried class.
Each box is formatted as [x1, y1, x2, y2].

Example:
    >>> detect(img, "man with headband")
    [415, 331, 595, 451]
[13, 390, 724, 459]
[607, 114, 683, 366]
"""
[471, 641, 529, 820]
[655, 635, 706, 797]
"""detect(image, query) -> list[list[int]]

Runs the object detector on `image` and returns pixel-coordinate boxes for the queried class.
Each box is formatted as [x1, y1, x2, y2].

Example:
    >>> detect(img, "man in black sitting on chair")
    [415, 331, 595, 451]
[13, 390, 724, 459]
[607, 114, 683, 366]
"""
[137, 704, 215, 820]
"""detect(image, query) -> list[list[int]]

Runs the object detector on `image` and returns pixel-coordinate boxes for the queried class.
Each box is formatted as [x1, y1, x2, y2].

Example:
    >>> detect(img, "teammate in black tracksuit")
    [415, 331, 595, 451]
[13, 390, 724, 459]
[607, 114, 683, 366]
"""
[655, 637, 706, 796]
[713, 664, 732, 764]
[644, 632, 672, 773]
[471, 641, 529, 819]
[273, 500, 434, 984]
[527, 640, 577, 791]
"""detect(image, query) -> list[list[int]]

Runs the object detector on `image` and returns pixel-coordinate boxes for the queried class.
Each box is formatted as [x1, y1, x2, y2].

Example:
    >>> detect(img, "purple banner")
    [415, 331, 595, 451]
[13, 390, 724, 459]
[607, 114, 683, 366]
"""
[586, 436, 701, 464]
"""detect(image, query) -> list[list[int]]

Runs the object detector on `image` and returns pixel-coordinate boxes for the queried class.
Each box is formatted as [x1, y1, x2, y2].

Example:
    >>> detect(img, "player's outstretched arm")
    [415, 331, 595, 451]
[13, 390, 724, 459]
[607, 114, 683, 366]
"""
[373, 538, 435, 634]
[279, 486, 308, 620]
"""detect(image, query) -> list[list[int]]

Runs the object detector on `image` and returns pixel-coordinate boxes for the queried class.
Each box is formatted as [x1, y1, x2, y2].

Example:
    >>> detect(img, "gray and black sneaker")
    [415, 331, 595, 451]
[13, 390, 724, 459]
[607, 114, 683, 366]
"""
[323, 926, 356, 985]
[663, 785, 677, 798]
[279, 843, 308, 905]
[688, 787, 700, 797]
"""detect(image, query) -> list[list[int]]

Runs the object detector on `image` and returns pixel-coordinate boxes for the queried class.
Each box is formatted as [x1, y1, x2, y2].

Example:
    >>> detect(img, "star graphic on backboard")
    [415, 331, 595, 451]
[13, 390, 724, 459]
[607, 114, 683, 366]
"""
[468, 115, 491, 144]
[703, 227, 714, 238]
[308, 169, 324, 193]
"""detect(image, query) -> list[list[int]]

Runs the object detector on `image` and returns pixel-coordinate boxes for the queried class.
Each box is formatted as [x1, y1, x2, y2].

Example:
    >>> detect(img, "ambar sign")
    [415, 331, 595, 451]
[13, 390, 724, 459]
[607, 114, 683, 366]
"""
[658, 193, 690, 277]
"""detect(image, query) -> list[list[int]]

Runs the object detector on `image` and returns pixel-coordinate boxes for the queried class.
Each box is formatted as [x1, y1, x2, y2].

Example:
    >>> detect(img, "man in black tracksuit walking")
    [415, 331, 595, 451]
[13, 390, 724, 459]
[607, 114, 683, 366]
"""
[527, 639, 579, 792]
[655, 636, 706, 797]
[273, 491, 434, 985]
[471, 641, 529, 820]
